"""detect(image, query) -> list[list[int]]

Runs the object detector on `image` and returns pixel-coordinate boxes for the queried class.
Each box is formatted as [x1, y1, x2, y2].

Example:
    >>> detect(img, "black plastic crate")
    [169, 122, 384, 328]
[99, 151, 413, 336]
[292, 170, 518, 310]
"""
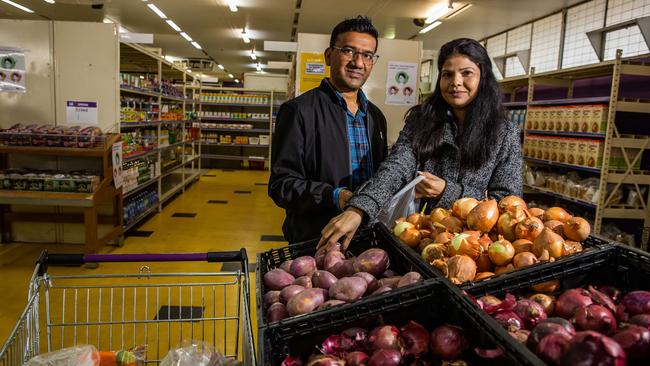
[261, 279, 543, 366]
[256, 223, 435, 330]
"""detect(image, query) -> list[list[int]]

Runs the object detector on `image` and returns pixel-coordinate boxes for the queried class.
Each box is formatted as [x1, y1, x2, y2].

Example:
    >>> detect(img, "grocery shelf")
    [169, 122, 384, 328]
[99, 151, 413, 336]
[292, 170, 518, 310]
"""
[524, 157, 601, 173]
[0, 145, 106, 157]
[201, 154, 268, 161]
[523, 184, 597, 209]
[200, 102, 270, 107]
[503, 101, 528, 108]
[199, 117, 270, 122]
[123, 176, 158, 199]
[160, 94, 185, 102]
[120, 120, 192, 128]
[0, 190, 96, 207]
[607, 171, 650, 184]
[123, 204, 158, 232]
[616, 100, 650, 113]
[123, 149, 158, 162]
[526, 130, 606, 138]
[160, 156, 200, 179]
[200, 142, 269, 148]
[602, 208, 649, 219]
[119, 86, 160, 98]
[200, 128, 270, 133]
[159, 140, 186, 151]
[529, 96, 610, 106]
[160, 171, 200, 204]
[611, 136, 650, 149]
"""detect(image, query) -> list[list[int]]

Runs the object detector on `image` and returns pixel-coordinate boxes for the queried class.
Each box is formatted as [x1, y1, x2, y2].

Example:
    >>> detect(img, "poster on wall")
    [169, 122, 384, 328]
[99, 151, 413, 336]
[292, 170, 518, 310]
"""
[111, 142, 124, 189]
[299, 52, 330, 95]
[66, 101, 98, 124]
[0, 47, 26, 93]
[385, 61, 417, 106]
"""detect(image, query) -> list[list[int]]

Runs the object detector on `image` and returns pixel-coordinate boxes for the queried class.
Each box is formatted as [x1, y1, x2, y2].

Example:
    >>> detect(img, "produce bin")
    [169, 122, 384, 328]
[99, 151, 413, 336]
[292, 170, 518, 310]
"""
[261, 279, 543, 365]
[256, 223, 434, 330]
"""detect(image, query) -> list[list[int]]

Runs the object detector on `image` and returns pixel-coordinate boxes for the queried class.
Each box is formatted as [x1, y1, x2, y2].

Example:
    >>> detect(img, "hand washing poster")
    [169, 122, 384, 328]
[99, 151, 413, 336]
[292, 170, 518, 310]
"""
[385, 61, 417, 106]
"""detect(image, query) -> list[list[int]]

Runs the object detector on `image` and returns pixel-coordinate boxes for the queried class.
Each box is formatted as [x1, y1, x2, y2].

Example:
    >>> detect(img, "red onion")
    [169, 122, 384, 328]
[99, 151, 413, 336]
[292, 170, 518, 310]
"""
[561, 331, 626, 366]
[629, 314, 650, 330]
[536, 333, 572, 365]
[513, 299, 548, 329]
[510, 329, 530, 344]
[368, 349, 401, 366]
[320, 335, 354, 356]
[474, 346, 504, 359]
[282, 355, 303, 366]
[345, 351, 370, 366]
[587, 286, 616, 313]
[400, 320, 429, 357]
[556, 289, 593, 319]
[616, 291, 650, 321]
[305, 355, 345, 366]
[493, 310, 524, 332]
[429, 325, 467, 360]
[572, 304, 617, 334]
[483, 293, 517, 315]
[598, 286, 622, 303]
[368, 325, 401, 352]
[527, 322, 573, 351]
[612, 325, 650, 362]
[341, 327, 368, 351]
[544, 317, 576, 335]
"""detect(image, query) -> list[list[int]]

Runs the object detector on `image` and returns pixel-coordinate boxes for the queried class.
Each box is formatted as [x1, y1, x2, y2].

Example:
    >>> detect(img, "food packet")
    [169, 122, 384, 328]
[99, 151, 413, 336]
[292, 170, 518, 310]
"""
[25, 345, 99, 366]
[160, 340, 227, 366]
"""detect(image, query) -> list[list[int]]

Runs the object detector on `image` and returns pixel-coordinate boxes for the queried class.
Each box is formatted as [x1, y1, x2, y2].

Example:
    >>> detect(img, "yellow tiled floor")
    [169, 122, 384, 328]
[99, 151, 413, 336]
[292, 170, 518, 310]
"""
[0, 169, 287, 361]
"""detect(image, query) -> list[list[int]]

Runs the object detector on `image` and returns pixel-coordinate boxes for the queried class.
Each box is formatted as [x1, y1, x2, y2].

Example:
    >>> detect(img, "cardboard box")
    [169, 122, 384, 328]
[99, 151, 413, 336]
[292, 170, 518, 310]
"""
[566, 139, 578, 165]
[561, 106, 573, 132]
[586, 139, 603, 168]
[550, 138, 560, 162]
[544, 137, 553, 160]
[591, 104, 608, 133]
[536, 136, 545, 160]
[526, 107, 538, 130]
[524, 136, 535, 157]
[572, 107, 582, 132]
[558, 138, 568, 163]
[259, 135, 270, 145]
[540, 107, 549, 131]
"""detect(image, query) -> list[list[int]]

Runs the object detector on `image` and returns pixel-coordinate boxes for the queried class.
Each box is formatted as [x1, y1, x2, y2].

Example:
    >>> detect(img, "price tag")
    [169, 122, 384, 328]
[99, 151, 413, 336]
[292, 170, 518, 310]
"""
[66, 101, 98, 124]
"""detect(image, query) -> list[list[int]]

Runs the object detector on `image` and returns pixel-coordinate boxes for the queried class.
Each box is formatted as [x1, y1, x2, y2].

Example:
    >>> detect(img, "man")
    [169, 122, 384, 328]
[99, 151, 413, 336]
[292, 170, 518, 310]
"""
[269, 16, 388, 243]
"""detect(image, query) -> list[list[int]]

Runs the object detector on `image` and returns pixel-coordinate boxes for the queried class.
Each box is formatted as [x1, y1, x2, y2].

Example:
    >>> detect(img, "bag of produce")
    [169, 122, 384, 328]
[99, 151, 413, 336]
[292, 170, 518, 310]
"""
[25, 344, 99, 366]
[377, 175, 424, 228]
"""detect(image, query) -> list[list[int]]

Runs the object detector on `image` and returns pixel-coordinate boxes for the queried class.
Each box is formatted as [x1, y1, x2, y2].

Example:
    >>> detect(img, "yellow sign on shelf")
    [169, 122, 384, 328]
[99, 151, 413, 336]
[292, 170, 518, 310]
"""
[299, 52, 330, 94]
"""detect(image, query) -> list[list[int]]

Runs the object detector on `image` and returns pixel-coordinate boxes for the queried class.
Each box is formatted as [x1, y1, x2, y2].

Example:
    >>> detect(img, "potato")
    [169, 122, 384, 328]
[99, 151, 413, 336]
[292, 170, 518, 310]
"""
[286, 288, 327, 316]
[293, 276, 313, 288]
[264, 269, 295, 291]
[383, 269, 398, 277]
[263, 291, 281, 310]
[290, 256, 317, 277]
[279, 260, 293, 273]
[397, 272, 423, 288]
[266, 302, 288, 322]
[328, 277, 368, 302]
[330, 259, 355, 279]
[378, 276, 402, 289]
[324, 251, 346, 272]
[352, 272, 379, 294]
[312, 270, 338, 290]
[371, 286, 393, 296]
[280, 285, 305, 304]
[353, 248, 389, 277]
[317, 299, 347, 311]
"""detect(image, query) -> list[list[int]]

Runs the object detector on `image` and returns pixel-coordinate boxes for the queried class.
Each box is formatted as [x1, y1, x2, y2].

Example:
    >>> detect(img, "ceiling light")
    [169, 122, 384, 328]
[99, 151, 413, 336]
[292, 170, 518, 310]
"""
[228, 73, 234, 78]
[256, 62, 261, 71]
[242, 29, 250, 43]
[445, 3, 473, 19]
[228, 0, 237, 12]
[218, 64, 225, 70]
[44, 0, 55, 3]
[147, 4, 167, 19]
[187, 69, 192, 73]
[234, 79, 240, 83]
[166, 20, 181, 32]
[419, 21, 442, 34]
[191, 41, 202, 49]
[250, 49, 257, 60]
[425, 3, 451, 24]
[180, 32, 192, 42]
[1, 0, 34, 13]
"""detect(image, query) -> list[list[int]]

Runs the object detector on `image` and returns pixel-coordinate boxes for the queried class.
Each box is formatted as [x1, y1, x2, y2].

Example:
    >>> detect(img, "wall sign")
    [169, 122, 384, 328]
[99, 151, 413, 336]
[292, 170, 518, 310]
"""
[0, 47, 26, 93]
[66, 101, 98, 124]
[385, 61, 418, 106]
[299, 52, 330, 95]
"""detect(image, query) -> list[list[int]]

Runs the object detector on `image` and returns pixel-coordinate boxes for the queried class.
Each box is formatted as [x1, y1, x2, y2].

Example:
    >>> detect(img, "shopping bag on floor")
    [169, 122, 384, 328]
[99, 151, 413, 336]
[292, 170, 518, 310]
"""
[377, 175, 424, 228]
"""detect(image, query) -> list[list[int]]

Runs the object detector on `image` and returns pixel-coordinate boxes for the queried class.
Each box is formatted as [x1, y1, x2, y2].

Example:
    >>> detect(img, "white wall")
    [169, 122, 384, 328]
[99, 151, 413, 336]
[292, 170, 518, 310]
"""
[244, 72, 289, 93]
[295, 33, 422, 145]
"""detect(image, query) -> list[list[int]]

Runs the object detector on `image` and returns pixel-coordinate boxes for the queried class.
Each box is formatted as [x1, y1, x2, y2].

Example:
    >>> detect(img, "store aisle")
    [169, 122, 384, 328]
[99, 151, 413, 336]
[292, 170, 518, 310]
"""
[0, 169, 287, 347]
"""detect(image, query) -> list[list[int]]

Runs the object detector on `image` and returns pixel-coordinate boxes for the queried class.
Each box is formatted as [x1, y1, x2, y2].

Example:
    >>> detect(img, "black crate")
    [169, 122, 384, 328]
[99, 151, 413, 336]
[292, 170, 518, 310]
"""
[256, 223, 435, 330]
[261, 280, 543, 366]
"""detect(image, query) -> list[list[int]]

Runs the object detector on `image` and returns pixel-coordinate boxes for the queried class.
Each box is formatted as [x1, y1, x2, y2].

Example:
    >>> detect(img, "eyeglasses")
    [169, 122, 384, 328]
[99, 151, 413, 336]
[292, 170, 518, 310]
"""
[331, 46, 379, 65]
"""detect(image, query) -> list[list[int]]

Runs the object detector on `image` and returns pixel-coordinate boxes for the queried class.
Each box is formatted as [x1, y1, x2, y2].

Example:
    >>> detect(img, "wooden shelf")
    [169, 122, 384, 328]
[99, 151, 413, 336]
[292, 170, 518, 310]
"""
[0, 134, 119, 157]
[0, 189, 96, 207]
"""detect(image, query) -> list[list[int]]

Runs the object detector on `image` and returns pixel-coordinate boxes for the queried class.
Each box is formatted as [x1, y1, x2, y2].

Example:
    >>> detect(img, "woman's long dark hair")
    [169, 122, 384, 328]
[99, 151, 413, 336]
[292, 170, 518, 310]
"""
[408, 38, 506, 170]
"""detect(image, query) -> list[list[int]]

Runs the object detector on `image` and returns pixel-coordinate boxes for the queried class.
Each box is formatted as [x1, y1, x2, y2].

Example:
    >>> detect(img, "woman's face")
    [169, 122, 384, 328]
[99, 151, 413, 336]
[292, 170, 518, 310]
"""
[439, 54, 481, 111]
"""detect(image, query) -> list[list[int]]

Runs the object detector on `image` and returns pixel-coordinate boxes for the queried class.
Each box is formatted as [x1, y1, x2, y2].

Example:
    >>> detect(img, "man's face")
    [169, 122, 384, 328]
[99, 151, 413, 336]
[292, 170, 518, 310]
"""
[325, 31, 377, 92]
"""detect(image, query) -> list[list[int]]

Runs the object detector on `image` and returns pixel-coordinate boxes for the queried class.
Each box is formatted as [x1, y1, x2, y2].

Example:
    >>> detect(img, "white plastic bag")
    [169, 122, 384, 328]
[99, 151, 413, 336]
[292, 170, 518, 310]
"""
[160, 340, 240, 366]
[377, 176, 425, 227]
[25, 345, 99, 366]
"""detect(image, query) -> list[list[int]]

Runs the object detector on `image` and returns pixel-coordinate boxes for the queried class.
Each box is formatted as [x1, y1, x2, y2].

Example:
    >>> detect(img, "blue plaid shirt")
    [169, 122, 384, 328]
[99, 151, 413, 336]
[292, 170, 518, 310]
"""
[329, 80, 373, 209]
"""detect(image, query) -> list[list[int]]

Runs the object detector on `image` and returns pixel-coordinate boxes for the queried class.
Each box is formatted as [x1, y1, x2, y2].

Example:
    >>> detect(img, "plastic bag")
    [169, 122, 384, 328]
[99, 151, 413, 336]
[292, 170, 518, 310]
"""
[160, 341, 240, 366]
[99, 345, 147, 366]
[25, 345, 99, 366]
[376, 175, 424, 228]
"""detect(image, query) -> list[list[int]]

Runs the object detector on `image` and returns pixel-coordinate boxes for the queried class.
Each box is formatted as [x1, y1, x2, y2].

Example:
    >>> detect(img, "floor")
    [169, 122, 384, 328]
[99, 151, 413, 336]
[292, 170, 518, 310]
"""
[0, 169, 287, 362]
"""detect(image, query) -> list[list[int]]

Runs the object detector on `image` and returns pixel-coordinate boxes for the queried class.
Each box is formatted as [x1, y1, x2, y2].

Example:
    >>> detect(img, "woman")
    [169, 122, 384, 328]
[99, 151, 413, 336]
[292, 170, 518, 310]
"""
[319, 38, 523, 249]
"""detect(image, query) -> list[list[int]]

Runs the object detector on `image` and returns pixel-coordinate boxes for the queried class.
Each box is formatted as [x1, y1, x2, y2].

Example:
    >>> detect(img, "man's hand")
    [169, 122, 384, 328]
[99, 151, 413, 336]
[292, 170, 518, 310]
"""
[338, 189, 353, 210]
[318, 207, 364, 250]
[415, 171, 446, 199]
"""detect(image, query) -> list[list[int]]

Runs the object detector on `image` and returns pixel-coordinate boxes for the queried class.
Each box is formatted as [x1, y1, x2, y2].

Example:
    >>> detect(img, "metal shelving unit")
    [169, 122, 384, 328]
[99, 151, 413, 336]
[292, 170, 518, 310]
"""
[504, 50, 650, 249]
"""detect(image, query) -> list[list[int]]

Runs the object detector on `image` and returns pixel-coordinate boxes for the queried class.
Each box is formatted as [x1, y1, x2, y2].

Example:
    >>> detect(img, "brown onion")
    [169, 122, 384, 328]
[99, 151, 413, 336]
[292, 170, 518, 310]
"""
[530, 293, 556, 315]
[474, 272, 494, 281]
[467, 199, 499, 233]
[528, 207, 545, 218]
[447, 255, 477, 283]
[544, 220, 564, 236]
[479, 295, 502, 307]
[563, 216, 591, 242]
[438, 216, 464, 233]
[476, 252, 494, 273]
[393, 221, 415, 237]
[533, 228, 565, 259]
[452, 197, 479, 220]
[488, 238, 515, 266]
[543, 207, 572, 223]
[513, 252, 538, 268]
[430, 207, 452, 225]
[494, 264, 515, 275]
[478, 234, 492, 251]
[400, 228, 421, 248]
[434, 231, 454, 245]
[515, 216, 544, 241]
[448, 233, 482, 260]
[421, 243, 447, 263]
[498, 196, 528, 215]
[419, 229, 432, 238]
[407, 213, 423, 227]
[417, 237, 434, 253]
[531, 280, 560, 293]
[563, 240, 584, 256]
[497, 212, 522, 242]
[513, 239, 534, 254]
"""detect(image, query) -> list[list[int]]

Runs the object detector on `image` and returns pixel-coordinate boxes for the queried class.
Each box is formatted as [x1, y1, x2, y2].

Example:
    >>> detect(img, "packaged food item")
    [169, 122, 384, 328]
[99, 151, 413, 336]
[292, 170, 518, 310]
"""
[63, 126, 81, 147]
[25, 345, 99, 366]
[609, 147, 641, 170]
[540, 107, 549, 131]
[550, 138, 560, 162]
[544, 137, 553, 160]
[566, 138, 578, 165]
[586, 139, 603, 168]
[577, 139, 589, 166]
[571, 106, 582, 132]
[558, 138, 568, 163]
[591, 104, 608, 133]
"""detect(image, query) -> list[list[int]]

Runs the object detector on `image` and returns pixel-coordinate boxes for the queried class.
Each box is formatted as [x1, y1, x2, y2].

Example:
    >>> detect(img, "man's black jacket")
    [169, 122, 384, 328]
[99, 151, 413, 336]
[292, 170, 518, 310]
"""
[269, 79, 388, 243]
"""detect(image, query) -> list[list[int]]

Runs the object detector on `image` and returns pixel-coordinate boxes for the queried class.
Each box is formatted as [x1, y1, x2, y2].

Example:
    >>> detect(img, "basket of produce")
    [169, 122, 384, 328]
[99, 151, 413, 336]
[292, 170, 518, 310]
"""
[262, 279, 541, 366]
[256, 223, 433, 330]
[467, 244, 650, 365]
[389, 195, 613, 287]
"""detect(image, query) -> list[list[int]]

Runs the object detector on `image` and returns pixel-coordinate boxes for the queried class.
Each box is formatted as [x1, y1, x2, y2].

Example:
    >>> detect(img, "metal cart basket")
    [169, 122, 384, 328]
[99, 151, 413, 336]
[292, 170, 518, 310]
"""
[0, 249, 256, 365]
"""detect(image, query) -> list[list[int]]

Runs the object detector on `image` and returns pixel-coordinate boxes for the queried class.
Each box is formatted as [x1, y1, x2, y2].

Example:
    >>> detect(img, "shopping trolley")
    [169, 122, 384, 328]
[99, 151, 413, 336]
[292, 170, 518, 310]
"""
[0, 249, 256, 365]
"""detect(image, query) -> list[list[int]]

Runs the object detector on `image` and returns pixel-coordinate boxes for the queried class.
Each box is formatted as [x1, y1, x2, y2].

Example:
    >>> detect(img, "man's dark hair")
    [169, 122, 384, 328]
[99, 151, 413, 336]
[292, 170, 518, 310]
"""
[329, 15, 379, 50]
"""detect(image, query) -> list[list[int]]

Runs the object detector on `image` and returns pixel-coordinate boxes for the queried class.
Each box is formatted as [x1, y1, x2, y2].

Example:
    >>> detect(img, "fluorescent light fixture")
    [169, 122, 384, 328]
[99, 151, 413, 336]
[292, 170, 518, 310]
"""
[191, 41, 202, 49]
[234, 79, 240, 83]
[242, 29, 250, 43]
[264, 41, 297, 52]
[1, 0, 34, 13]
[139, 75, 145, 79]
[180, 32, 192, 42]
[445, 3, 473, 19]
[420, 21, 442, 34]
[425, 3, 450, 24]
[267, 61, 292, 69]
[187, 69, 192, 73]
[228, 0, 237, 12]
[250, 49, 257, 60]
[147, 3, 167, 19]
[228, 73, 234, 78]
[44, 0, 55, 4]
[166, 20, 181, 32]
[218, 64, 225, 70]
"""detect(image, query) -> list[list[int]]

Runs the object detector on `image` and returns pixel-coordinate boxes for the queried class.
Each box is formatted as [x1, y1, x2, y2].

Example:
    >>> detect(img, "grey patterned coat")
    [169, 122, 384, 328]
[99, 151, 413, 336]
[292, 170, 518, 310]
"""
[348, 117, 523, 219]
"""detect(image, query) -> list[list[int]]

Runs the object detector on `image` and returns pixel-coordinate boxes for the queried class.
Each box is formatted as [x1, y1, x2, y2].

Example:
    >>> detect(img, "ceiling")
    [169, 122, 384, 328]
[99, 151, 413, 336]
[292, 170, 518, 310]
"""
[0, 0, 587, 81]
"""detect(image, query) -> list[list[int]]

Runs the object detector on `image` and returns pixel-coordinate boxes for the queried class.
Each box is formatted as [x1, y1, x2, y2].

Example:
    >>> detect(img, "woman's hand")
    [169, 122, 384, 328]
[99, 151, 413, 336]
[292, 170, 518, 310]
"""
[318, 207, 364, 250]
[415, 171, 446, 199]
